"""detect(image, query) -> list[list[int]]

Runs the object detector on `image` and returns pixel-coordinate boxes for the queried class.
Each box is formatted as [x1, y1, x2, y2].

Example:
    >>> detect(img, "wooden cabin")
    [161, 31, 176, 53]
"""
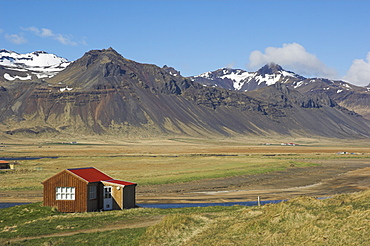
[0, 160, 10, 169]
[42, 167, 137, 212]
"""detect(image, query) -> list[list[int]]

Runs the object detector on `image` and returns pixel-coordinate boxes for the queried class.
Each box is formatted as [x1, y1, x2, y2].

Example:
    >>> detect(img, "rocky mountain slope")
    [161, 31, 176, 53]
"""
[0, 48, 369, 139]
[192, 63, 370, 120]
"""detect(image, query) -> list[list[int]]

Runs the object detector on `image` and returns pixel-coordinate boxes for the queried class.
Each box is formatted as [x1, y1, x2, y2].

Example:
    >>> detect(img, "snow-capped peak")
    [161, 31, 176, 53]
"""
[196, 68, 252, 80]
[193, 68, 255, 90]
[0, 49, 69, 68]
[257, 63, 303, 79]
[192, 64, 305, 91]
[0, 49, 70, 81]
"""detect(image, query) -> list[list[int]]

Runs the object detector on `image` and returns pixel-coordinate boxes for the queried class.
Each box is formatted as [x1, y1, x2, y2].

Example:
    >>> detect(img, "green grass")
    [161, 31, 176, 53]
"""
[3, 190, 370, 245]
[0, 203, 240, 245]
[2, 152, 368, 191]
[9, 228, 147, 246]
[0, 155, 321, 190]
[1, 138, 369, 191]
[108, 156, 319, 186]
[0, 203, 160, 240]
[0, 202, 238, 239]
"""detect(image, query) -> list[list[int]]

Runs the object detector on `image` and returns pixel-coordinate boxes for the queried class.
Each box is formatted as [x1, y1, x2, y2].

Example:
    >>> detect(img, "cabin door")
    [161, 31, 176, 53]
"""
[103, 186, 113, 210]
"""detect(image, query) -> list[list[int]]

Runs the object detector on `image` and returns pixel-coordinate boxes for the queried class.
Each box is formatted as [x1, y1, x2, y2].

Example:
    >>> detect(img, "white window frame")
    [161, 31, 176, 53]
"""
[89, 186, 97, 200]
[56, 187, 75, 200]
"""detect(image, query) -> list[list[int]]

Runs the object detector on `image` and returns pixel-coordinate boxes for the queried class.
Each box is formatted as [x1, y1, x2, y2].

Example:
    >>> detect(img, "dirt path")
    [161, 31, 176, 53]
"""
[136, 159, 370, 203]
[1, 215, 164, 244]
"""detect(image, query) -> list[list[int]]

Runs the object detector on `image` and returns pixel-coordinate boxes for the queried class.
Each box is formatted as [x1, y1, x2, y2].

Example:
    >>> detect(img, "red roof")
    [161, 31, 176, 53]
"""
[67, 167, 136, 185]
[104, 179, 136, 186]
[68, 167, 113, 182]
[0, 160, 10, 164]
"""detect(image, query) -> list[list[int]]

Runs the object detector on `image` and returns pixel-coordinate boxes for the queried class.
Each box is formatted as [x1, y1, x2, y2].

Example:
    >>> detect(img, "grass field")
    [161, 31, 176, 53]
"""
[1, 137, 370, 193]
[1, 136, 370, 245]
[1, 191, 370, 245]
[1, 137, 369, 192]
[0, 155, 320, 191]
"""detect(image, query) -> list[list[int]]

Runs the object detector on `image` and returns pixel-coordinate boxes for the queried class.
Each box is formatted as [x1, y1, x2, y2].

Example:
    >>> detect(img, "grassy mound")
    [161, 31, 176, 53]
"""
[139, 191, 370, 245]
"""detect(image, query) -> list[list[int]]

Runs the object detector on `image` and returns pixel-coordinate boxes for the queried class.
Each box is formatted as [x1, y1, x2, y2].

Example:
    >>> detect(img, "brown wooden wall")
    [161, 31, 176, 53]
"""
[43, 170, 88, 212]
[112, 185, 123, 210]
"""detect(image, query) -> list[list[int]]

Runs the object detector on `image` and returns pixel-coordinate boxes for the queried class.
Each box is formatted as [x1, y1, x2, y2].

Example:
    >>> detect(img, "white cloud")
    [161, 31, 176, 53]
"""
[54, 34, 77, 45]
[5, 33, 27, 44]
[39, 28, 54, 37]
[23, 26, 40, 35]
[343, 52, 370, 87]
[22, 26, 78, 46]
[247, 43, 337, 78]
[225, 62, 235, 69]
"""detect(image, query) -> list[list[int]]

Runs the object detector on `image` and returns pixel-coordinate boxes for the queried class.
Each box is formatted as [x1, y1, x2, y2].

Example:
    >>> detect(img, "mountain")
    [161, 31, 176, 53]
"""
[292, 78, 370, 121]
[162, 65, 181, 77]
[0, 49, 70, 82]
[192, 63, 370, 121]
[0, 48, 370, 139]
[191, 63, 305, 92]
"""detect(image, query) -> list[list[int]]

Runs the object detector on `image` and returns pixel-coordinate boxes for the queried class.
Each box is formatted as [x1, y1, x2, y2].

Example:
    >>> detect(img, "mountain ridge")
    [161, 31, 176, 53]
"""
[0, 48, 370, 139]
[191, 63, 370, 120]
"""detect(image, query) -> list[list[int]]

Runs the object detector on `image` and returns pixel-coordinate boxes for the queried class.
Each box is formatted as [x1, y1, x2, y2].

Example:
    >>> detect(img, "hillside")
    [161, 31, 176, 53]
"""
[0, 48, 370, 139]
[192, 63, 370, 121]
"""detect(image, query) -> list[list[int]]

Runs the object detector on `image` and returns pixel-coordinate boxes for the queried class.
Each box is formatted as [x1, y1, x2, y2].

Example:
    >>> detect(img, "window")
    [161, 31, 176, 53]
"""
[56, 187, 75, 200]
[104, 186, 112, 199]
[89, 186, 97, 200]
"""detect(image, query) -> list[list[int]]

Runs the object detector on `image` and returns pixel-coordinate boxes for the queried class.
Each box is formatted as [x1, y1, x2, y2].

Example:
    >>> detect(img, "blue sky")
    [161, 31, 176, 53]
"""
[1, 0, 370, 86]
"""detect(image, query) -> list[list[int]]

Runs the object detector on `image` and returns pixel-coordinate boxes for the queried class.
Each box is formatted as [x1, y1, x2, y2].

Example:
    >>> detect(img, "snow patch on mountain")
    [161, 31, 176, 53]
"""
[254, 74, 283, 86]
[192, 64, 305, 91]
[4, 73, 32, 81]
[219, 70, 255, 90]
[196, 71, 213, 79]
[60, 86, 73, 92]
[0, 49, 70, 81]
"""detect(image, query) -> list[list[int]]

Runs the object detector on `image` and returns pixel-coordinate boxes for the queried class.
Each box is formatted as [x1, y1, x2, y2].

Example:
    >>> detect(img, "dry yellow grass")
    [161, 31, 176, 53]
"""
[138, 191, 370, 245]
[0, 136, 369, 193]
[0, 154, 315, 191]
[1, 135, 370, 156]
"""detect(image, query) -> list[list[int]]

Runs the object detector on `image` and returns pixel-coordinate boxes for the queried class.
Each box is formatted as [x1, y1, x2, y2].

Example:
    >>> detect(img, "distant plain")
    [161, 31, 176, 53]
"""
[1, 136, 370, 204]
